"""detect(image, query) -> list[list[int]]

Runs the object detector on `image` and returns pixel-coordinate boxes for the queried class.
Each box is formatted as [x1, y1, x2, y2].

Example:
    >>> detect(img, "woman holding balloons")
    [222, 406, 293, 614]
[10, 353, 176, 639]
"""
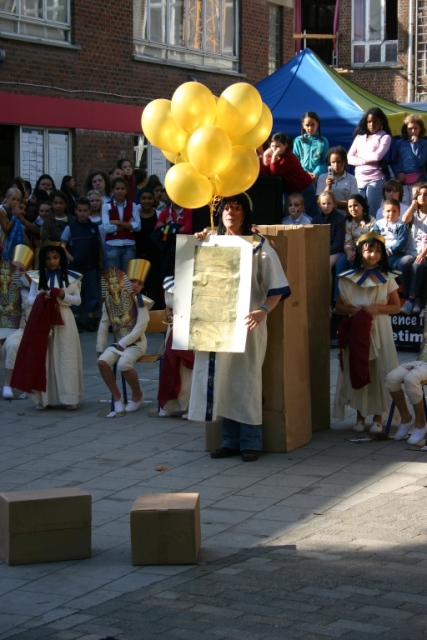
[188, 193, 291, 461]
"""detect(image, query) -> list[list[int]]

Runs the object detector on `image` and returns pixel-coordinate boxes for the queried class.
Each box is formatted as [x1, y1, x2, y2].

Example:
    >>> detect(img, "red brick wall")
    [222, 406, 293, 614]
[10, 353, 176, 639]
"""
[0, 0, 279, 185]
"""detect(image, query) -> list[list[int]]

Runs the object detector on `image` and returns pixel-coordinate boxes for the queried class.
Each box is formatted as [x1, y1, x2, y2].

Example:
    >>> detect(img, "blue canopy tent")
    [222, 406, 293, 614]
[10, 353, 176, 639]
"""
[256, 49, 427, 150]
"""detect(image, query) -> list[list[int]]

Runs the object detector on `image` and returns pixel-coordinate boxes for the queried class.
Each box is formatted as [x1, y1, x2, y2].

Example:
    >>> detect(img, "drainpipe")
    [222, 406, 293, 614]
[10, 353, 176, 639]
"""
[408, 0, 414, 102]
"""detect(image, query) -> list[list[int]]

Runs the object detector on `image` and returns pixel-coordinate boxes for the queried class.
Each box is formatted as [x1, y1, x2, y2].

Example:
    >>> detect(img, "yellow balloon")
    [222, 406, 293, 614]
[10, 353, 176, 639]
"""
[141, 99, 187, 154]
[171, 82, 217, 133]
[214, 146, 260, 197]
[165, 163, 213, 209]
[161, 149, 179, 164]
[187, 125, 232, 177]
[216, 83, 263, 138]
[233, 103, 273, 149]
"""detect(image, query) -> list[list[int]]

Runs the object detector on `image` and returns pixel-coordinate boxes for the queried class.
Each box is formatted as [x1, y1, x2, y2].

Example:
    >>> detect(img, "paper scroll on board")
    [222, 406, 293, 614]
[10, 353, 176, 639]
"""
[173, 234, 253, 352]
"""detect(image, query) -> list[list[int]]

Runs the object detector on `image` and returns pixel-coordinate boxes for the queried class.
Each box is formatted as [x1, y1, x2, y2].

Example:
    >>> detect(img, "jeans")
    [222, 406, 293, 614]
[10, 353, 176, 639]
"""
[301, 183, 318, 219]
[358, 179, 385, 217]
[104, 244, 136, 271]
[221, 417, 262, 451]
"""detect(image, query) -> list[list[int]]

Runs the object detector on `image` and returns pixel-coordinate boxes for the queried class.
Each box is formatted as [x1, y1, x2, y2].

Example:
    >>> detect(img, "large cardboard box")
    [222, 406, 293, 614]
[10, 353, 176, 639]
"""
[0, 487, 92, 565]
[130, 493, 201, 565]
[257, 225, 330, 451]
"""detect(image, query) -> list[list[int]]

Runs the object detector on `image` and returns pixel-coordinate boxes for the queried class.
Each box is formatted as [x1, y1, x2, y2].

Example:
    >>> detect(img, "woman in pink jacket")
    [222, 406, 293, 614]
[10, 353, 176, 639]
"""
[347, 108, 392, 216]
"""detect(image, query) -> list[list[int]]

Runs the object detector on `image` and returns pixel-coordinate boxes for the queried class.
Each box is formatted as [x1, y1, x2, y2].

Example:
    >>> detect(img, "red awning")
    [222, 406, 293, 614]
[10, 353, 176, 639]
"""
[0, 92, 144, 133]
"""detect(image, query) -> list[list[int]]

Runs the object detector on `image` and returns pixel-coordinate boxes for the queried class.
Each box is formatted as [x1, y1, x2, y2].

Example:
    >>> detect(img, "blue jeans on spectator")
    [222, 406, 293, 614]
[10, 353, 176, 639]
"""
[221, 417, 262, 451]
[104, 244, 136, 272]
[358, 179, 385, 217]
[301, 183, 318, 219]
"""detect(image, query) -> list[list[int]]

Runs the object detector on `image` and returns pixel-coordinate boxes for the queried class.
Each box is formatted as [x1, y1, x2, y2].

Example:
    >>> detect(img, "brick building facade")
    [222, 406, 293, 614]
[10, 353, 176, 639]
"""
[0, 0, 422, 192]
[0, 0, 293, 191]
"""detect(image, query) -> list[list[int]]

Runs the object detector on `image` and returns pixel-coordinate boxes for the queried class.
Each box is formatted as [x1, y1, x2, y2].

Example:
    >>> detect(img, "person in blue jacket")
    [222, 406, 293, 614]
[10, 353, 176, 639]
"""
[293, 111, 329, 183]
[392, 114, 427, 205]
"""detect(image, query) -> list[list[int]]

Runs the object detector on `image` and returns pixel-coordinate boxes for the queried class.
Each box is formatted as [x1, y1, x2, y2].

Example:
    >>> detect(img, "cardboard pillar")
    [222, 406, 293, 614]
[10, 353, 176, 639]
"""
[257, 225, 330, 451]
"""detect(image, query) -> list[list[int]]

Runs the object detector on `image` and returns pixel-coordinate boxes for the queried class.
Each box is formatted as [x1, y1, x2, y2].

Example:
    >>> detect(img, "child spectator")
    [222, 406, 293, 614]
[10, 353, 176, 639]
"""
[35, 174, 56, 196]
[61, 196, 102, 332]
[135, 187, 164, 308]
[60, 175, 79, 215]
[375, 179, 408, 221]
[293, 111, 329, 182]
[102, 177, 141, 271]
[333, 194, 376, 301]
[0, 188, 25, 260]
[152, 199, 193, 280]
[373, 198, 409, 271]
[312, 191, 345, 271]
[392, 114, 427, 204]
[97, 260, 152, 417]
[11, 241, 83, 410]
[117, 158, 137, 203]
[400, 182, 427, 315]
[41, 190, 73, 241]
[334, 232, 400, 434]
[386, 360, 427, 444]
[261, 132, 318, 218]
[348, 107, 392, 214]
[281, 193, 311, 225]
[316, 146, 358, 215]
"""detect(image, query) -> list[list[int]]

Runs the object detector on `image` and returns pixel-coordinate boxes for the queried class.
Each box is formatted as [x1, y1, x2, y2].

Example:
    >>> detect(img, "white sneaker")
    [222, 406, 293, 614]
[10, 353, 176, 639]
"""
[353, 420, 366, 432]
[114, 399, 125, 414]
[158, 408, 171, 417]
[407, 426, 427, 445]
[125, 399, 143, 413]
[2, 386, 13, 399]
[394, 416, 415, 440]
[370, 422, 383, 435]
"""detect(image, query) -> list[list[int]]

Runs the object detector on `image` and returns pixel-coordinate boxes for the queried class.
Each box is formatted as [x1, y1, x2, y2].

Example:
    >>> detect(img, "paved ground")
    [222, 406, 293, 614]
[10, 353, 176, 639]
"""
[1, 332, 427, 640]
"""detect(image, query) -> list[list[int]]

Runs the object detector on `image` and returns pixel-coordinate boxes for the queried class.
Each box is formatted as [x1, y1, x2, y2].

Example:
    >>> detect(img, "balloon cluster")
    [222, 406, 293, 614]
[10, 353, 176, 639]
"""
[141, 82, 273, 209]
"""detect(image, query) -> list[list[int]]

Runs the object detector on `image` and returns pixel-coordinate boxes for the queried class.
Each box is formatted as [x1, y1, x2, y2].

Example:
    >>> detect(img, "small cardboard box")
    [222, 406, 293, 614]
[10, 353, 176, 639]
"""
[130, 493, 201, 565]
[0, 487, 92, 565]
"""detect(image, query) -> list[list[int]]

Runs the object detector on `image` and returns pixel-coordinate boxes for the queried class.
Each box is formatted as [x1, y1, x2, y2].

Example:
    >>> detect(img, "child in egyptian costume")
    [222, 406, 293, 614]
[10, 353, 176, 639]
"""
[97, 259, 152, 416]
[333, 230, 401, 434]
[1, 245, 34, 399]
[11, 239, 83, 410]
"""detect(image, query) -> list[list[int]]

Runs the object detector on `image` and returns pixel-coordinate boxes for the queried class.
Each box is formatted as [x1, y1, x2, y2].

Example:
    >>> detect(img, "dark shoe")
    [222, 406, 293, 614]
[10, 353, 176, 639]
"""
[210, 446, 240, 458]
[241, 449, 259, 462]
[86, 319, 98, 332]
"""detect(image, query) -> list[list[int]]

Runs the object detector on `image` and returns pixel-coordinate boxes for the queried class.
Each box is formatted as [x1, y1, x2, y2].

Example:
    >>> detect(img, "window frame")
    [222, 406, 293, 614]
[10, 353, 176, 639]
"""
[351, 0, 398, 67]
[133, 0, 239, 72]
[0, 0, 71, 45]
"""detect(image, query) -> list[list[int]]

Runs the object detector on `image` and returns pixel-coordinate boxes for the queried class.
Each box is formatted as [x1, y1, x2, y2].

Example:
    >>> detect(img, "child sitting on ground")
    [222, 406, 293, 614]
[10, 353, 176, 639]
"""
[281, 193, 312, 225]
[96, 259, 152, 417]
[373, 198, 410, 271]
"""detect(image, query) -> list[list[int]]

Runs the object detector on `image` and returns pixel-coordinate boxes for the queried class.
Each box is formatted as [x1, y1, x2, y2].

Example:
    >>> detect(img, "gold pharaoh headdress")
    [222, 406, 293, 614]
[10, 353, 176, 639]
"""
[126, 259, 151, 283]
[12, 244, 34, 270]
[356, 231, 386, 246]
[40, 239, 66, 251]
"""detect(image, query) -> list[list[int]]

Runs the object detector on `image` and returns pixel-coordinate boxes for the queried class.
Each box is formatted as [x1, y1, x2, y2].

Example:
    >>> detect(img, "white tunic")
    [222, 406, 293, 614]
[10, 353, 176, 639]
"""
[333, 270, 399, 419]
[189, 236, 290, 425]
[27, 273, 83, 407]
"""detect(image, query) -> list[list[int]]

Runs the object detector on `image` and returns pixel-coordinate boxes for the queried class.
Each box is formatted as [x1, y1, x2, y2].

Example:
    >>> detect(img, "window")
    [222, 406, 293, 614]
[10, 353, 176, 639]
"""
[268, 4, 283, 75]
[352, 0, 398, 66]
[133, 0, 238, 71]
[20, 127, 71, 188]
[0, 0, 70, 43]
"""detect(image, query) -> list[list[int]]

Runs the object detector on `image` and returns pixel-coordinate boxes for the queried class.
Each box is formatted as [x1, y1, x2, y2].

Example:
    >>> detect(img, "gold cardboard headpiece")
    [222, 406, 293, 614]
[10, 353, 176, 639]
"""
[40, 239, 66, 251]
[126, 259, 151, 283]
[356, 231, 386, 246]
[12, 244, 34, 269]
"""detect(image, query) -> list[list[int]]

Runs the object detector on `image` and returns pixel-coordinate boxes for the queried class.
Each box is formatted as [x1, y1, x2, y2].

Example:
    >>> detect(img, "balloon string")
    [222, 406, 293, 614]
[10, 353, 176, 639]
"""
[210, 195, 221, 233]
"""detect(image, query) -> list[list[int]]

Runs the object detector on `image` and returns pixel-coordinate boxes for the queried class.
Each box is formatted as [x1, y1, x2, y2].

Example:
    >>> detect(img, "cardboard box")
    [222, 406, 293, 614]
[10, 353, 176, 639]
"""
[257, 225, 330, 451]
[130, 493, 201, 565]
[205, 419, 223, 451]
[0, 487, 91, 565]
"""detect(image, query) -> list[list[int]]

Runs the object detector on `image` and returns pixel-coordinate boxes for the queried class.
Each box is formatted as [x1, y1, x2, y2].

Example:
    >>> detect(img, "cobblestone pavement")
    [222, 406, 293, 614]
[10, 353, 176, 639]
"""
[1, 333, 426, 640]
